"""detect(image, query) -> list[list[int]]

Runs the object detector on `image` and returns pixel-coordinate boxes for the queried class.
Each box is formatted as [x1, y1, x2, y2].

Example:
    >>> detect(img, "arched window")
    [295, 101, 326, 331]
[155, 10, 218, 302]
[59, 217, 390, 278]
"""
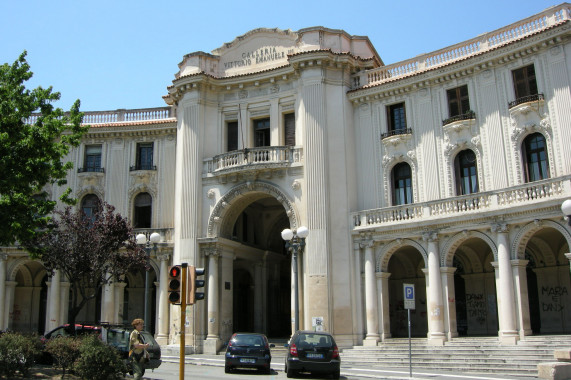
[454, 150, 479, 195]
[134, 193, 152, 228]
[81, 194, 100, 219]
[522, 133, 549, 182]
[392, 163, 413, 205]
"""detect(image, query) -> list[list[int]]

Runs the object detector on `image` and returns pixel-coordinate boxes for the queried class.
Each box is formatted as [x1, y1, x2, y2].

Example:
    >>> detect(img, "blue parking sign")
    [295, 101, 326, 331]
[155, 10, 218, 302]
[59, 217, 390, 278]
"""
[404, 284, 415, 310]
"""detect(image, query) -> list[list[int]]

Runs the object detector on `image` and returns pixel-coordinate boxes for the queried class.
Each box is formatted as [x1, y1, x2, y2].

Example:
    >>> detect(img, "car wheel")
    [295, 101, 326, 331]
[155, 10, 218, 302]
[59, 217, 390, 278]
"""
[224, 365, 231, 374]
[286, 365, 296, 378]
[331, 369, 340, 379]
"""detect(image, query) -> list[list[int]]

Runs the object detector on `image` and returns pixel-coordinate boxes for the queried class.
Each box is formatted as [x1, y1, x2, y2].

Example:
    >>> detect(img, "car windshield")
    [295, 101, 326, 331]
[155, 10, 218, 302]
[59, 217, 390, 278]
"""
[297, 333, 333, 347]
[232, 335, 264, 347]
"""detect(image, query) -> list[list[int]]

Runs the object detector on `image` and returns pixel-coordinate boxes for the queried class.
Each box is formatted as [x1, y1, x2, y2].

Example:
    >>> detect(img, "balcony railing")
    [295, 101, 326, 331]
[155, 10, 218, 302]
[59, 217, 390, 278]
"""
[78, 167, 105, 173]
[508, 93, 544, 109]
[25, 106, 175, 125]
[442, 111, 476, 126]
[381, 128, 412, 140]
[352, 176, 570, 228]
[130, 164, 157, 171]
[352, 4, 570, 89]
[204, 146, 302, 175]
[132, 228, 174, 245]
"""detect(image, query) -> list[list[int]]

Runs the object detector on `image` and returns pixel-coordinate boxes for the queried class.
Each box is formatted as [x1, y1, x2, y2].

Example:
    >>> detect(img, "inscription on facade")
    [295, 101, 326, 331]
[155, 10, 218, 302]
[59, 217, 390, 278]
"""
[223, 47, 294, 69]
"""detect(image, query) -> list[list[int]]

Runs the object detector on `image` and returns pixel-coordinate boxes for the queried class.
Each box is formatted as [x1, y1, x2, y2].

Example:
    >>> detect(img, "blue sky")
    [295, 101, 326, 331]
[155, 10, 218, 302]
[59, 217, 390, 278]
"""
[0, 0, 558, 112]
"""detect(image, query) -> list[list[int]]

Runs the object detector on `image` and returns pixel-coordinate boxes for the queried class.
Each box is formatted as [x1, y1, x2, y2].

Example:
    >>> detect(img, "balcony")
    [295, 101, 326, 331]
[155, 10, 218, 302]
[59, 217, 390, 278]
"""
[442, 111, 476, 126]
[508, 93, 544, 109]
[77, 167, 105, 173]
[381, 128, 412, 140]
[130, 164, 157, 171]
[204, 146, 303, 176]
[351, 176, 571, 230]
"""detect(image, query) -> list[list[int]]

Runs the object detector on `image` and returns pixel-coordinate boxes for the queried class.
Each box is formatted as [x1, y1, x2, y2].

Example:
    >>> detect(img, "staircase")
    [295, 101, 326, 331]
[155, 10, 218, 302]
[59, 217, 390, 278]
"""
[340, 335, 571, 378]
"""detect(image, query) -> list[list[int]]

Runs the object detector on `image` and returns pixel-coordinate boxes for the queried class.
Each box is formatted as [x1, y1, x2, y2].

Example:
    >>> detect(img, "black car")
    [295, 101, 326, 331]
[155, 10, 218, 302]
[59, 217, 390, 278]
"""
[224, 332, 274, 374]
[284, 330, 340, 379]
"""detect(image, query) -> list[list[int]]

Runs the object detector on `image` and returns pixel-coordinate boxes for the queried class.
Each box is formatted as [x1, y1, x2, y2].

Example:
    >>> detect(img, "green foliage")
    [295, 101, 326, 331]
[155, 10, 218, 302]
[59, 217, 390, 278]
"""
[73, 335, 126, 380]
[45, 336, 81, 376]
[0, 332, 42, 377]
[0, 51, 89, 248]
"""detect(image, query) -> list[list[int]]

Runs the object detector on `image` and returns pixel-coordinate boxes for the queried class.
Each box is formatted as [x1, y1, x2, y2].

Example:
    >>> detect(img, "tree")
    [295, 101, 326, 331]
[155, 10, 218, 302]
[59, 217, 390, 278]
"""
[0, 51, 88, 248]
[29, 202, 147, 327]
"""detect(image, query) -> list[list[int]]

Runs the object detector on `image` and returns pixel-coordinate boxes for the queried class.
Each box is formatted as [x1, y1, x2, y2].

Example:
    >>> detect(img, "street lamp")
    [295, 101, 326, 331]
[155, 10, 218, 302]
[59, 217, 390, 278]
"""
[136, 232, 161, 331]
[281, 226, 309, 332]
[562, 200, 571, 227]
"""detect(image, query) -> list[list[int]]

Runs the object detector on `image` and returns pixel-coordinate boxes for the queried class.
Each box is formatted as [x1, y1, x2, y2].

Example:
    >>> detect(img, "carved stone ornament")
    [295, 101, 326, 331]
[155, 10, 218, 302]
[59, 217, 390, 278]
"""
[292, 180, 301, 191]
[207, 189, 216, 199]
[239, 90, 248, 99]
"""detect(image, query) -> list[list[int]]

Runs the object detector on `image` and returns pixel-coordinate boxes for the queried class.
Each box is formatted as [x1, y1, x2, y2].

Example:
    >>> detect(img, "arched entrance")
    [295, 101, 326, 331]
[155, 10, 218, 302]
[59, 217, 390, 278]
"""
[387, 246, 427, 338]
[215, 191, 292, 339]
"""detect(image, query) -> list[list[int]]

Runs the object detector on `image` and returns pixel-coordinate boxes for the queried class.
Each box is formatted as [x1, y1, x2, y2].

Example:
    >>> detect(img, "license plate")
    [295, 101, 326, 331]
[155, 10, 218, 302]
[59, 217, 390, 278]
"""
[306, 353, 323, 359]
[240, 358, 256, 363]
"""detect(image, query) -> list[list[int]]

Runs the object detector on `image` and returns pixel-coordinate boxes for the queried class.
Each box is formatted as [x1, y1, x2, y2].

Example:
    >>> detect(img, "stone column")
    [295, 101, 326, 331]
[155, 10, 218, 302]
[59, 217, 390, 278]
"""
[512, 259, 532, 339]
[0, 254, 7, 331]
[565, 253, 571, 272]
[363, 241, 379, 345]
[441, 267, 458, 340]
[156, 254, 170, 345]
[492, 223, 519, 345]
[5, 281, 17, 330]
[424, 232, 446, 345]
[376, 271, 391, 341]
[204, 249, 220, 354]
[114, 282, 126, 324]
[47, 270, 61, 332]
[101, 276, 115, 324]
[352, 243, 363, 345]
[60, 282, 70, 325]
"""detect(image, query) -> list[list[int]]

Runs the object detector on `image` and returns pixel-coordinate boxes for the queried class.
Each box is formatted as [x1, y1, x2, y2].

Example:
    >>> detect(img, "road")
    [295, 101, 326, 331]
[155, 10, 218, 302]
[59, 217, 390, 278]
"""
[139, 359, 537, 380]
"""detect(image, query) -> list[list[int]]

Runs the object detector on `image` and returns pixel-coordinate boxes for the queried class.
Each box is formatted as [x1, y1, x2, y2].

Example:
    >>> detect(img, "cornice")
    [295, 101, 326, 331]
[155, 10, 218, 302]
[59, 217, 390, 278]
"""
[84, 123, 177, 139]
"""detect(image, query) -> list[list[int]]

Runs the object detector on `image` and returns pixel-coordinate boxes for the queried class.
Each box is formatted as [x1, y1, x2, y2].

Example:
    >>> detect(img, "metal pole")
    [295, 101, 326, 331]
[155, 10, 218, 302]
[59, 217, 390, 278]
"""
[408, 308, 412, 378]
[144, 245, 150, 331]
[180, 263, 187, 380]
[293, 247, 299, 332]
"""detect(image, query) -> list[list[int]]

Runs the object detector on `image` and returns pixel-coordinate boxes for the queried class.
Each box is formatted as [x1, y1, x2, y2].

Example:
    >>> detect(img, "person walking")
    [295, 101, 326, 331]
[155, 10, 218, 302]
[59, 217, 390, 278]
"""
[129, 318, 149, 380]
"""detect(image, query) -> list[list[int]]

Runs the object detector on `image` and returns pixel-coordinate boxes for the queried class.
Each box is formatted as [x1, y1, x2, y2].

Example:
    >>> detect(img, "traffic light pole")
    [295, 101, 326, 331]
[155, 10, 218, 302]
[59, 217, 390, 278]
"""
[179, 263, 187, 380]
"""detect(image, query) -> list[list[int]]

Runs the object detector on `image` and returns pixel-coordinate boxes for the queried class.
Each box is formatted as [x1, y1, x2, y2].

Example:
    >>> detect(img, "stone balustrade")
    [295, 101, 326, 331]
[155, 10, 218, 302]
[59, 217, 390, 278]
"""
[352, 176, 571, 228]
[353, 4, 570, 88]
[203, 146, 303, 175]
[25, 106, 174, 125]
[132, 227, 174, 245]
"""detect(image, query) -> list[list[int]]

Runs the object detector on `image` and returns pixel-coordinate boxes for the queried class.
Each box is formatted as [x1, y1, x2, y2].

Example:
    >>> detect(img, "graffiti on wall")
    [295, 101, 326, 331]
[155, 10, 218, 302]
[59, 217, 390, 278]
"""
[541, 286, 568, 312]
[466, 293, 487, 324]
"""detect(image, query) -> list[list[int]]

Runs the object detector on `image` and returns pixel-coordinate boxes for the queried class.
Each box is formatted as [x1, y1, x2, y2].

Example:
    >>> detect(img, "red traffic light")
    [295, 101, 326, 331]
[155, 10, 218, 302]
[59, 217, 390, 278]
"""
[168, 265, 182, 305]
[169, 266, 181, 278]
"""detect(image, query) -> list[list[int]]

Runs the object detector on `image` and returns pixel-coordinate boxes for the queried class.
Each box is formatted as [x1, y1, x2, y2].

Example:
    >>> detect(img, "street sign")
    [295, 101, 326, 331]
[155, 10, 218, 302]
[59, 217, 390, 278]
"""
[404, 283, 415, 310]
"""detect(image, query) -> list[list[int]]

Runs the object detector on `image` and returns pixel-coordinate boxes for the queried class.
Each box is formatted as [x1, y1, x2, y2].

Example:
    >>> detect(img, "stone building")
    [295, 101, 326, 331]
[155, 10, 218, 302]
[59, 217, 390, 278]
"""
[1, 3, 570, 352]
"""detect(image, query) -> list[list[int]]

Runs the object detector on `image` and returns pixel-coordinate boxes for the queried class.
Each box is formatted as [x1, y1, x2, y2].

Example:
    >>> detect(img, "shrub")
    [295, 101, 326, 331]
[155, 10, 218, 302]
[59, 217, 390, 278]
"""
[73, 335, 126, 380]
[0, 332, 42, 377]
[45, 336, 81, 376]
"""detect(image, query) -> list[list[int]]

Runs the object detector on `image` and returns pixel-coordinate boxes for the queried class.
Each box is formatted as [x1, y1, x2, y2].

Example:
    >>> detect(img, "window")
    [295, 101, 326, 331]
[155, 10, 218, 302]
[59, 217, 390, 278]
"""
[135, 142, 154, 170]
[522, 133, 549, 182]
[512, 64, 538, 100]
[81, 194, 100, 220]
[447, 85, 470, 117]
[392, 163, 413, 205]
[84, 145, 102, 172]
[455, 150, 479, 195]
[227, 121, 238, 152]
[284, 113, 295, 146]
[387, 103, 407, 132]
[134, 193, 152, 228]
[254, 118, 270, 147]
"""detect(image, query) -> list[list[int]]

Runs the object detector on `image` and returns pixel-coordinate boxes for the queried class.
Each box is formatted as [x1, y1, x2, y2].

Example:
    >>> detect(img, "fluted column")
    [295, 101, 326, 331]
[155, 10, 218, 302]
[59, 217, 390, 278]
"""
[441, 267, 458, 340]
[101, 275, 115, 324]
[376, 271, 391, 341]
[5, 281, 17, 330]
[0, 254, 7, 331]
[363, 241, 379, 344]
[512, 259, 531, 338]
[352, 243, 363, 345]
[424, 232, 446, 345]
[492, 223, 519, 344]
[47, 270, 61, 332]
[156, 254, 170, 344]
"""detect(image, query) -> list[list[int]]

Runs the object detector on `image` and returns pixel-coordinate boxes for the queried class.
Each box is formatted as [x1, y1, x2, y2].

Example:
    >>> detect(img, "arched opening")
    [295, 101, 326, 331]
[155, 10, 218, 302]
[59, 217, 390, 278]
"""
[387, 246, 427, 337]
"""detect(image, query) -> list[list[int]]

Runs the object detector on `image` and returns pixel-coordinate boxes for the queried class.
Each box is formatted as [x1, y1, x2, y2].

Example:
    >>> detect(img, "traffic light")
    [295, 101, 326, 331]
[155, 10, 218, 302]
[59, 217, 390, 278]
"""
[187, 266, 205, 305]
[168, 265, 182, 305]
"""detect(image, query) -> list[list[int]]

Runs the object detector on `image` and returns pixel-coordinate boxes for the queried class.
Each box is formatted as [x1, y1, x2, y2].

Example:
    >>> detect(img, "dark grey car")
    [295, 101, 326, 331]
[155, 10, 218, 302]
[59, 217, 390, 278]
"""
[224, 332, 274, 374]
[285, 330, 340, 379]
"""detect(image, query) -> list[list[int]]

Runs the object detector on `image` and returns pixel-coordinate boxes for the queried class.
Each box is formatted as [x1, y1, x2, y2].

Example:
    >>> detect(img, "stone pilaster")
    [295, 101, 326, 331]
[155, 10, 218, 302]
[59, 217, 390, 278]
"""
[204, 248, 221, 354]
[512, 259, 532, 339]
[424, 232, 446, 345]
[156, 253, 171, 345]
[441, 267, 458, 340]
[376, 271, 392, 341]
[352, 243, 363, 345]
[362, 241, 379, 345]
[47, 270, 61, 332]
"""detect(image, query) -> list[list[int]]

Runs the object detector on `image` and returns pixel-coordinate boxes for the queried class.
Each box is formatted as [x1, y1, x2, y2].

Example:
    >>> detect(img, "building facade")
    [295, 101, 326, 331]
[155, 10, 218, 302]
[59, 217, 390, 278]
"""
[2, 4, 570, 352]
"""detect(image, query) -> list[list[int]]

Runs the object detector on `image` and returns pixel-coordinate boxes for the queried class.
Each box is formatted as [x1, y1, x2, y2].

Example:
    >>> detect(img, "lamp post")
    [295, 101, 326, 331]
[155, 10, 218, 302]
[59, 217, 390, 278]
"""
[561, 199, 571, 227]
[136, 232, 161, 331]
[281, 226, 309, 332]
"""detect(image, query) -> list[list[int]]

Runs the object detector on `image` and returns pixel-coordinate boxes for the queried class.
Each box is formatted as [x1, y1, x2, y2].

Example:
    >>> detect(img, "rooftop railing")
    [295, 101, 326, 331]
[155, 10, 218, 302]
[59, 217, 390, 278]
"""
[353, 4, 570, 89]
[25, 106, 174, 125]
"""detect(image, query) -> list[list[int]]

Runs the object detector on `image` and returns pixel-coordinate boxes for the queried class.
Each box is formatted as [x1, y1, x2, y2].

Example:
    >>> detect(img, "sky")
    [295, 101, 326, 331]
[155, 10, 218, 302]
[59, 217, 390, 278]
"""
[0, 0, 560, 112]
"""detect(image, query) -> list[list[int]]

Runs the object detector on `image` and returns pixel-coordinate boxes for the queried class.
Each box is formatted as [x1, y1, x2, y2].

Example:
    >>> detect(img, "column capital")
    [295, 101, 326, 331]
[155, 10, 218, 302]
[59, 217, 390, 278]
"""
[359, 240, 375, 249]
[491, 222, 509, 233]
[375, 271, 391, 279]
[0, 253, 7, 261]
[157, 253, 171, 262]
[440, 267, 457, 275]
[565, 253, 571, 262]
[511, 259, 529, 268]
[422, 231, 438, 242]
